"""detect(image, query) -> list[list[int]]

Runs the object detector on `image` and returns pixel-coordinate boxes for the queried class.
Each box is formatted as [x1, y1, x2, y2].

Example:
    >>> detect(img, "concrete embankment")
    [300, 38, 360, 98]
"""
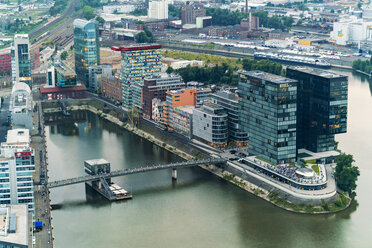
[41, 100, 351, 214]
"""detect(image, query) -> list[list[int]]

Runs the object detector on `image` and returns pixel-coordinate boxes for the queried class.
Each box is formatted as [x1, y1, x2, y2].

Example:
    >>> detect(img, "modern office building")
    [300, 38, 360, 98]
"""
[0, 129, 35, 213]
[112, 44, 162, 110]
[172, 105, 194, 138]
[163, 88, 197, 129]
[73, 19, 100, 87]
[9, 83, 33, 132]
[212, 90, 248, 146]
[238, 70, 298, 164]
[0, 204, 31, 248]
[88, 64, 112, 91]
[286, 67, 348, 152]
[195, 88, 212, 105]
[148, 0, 168, 20]
[192, 103, 228, 148]
[11, 34, 31, 85]
[142, 73, 184, 119]
[53, 62, 77, 87]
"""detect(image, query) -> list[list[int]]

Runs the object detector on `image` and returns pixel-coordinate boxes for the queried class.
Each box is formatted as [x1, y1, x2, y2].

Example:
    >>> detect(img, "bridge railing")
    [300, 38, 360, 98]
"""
[48, 158, 226, 188]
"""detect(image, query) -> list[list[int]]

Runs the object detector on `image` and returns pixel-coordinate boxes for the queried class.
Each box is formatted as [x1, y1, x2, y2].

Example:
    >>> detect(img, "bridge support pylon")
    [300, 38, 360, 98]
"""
[172, 168, 177, 180]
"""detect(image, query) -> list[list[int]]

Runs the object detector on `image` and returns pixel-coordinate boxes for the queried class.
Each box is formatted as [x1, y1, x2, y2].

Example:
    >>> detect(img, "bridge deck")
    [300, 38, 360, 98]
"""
[48, 158, 226, 188]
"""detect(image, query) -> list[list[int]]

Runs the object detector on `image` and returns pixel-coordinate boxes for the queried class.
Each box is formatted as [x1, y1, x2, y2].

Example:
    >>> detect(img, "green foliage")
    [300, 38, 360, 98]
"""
[60, 51, 68, 60]
[163, 51, 282, 86]
[242, 58, 283, 75]
[83, 6, 95, 20]
[96, 16, 105, 24]
[76, 0, 101, 10]
[166, 66, 174, 74]
[311, 164, 319, 175]
[206, 8, 248, 26]
[168, 5, 181, 19]
[267, 1, 309, 10]
[334, 154, 360, 194]
[135, 28, 154, 43]
[352, 58, 372, 74]
[3, 18, 46, 35]
[130, 8, 147, 16]
[49, 0, 68, 16]
[306, 159, 317, 164]
[253, 11, 294, 31]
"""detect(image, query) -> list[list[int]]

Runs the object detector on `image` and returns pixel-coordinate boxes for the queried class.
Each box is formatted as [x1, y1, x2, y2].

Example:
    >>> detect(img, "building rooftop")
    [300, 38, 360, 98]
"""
[111, 43, 161, 52]
[73, 18, 95, 28]
[288, 66, 347, 79]
[239, 70, 297, 84]
[6, 129, 30, 144]
[11, 82, 31, 95]
[0, 205, 29, 247]
[177, 105, 195, 114]
[85, 158, 109, 166]
[213, 90, 239, 101]
[196, 102, 226, 116]
[54, 62, 76, 77]
[40, 84, 86, 94]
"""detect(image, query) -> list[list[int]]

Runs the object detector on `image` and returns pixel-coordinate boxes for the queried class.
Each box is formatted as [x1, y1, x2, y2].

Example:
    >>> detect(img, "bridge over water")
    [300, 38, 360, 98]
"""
[47, 158, 227, 189]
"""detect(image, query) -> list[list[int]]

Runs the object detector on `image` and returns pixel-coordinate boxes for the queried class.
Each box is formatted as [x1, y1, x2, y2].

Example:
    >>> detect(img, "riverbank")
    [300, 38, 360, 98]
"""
[41, 100, 352, 214]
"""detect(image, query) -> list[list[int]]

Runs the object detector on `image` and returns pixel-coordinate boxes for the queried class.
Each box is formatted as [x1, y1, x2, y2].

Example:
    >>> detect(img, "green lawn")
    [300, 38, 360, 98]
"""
[311, 164, 320, 175]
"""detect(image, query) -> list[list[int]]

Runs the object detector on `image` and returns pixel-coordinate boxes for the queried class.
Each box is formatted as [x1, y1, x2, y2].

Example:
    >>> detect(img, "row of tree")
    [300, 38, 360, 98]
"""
[335, 154, 359, 196]
[130, 8, 147, 16]
[206, 8, 249, 26]
[166, 58, 283, 86]
[253, 11, 294, 31]
[135, 28, 154, 43]
[352, 58, 372, 74]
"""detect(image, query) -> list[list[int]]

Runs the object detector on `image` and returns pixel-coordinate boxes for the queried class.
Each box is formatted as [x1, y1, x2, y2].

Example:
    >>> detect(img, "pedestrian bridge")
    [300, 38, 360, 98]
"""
[47, 158, 226, 188]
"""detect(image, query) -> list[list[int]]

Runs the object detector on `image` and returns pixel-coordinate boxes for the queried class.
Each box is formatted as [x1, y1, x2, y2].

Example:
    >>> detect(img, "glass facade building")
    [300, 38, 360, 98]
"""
[73, 19, 100, 88]
[211, 91, 248, 146]
[192, 103, 228, 148]
[286, 67, 348, 152]
[238, 70, 298, 164]
[11, 34, 31, 86]
[112, 44, 162, 110]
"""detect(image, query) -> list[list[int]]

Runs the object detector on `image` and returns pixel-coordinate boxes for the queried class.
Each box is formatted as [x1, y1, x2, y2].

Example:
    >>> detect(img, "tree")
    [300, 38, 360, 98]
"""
[135, 28, 154, 43]
[334, 154, 360, 195]
[166, 66, 174, 74]
[130, 8, 147, 16]
[60, 51, 68, 60]
[83, 6, 95, 20]
[0, 70, 4, 77]
[96, 16, 105, 25]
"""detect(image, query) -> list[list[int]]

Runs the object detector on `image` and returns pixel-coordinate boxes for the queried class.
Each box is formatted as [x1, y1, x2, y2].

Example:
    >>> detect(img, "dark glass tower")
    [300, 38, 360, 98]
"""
[286, 67, 348, 152]
[238, 70, 298, 165]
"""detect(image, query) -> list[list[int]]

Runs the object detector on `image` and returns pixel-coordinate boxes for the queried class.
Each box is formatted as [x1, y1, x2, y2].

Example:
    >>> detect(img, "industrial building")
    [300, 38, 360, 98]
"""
[74, 19, 100, 87]
[192, 103, 228, 148]
[112, 44, 162, 110]
[238, 70, 297, 164]
[286, 67, 348, 153]
[331, 16, 372, 46]
[181, 2, 206, 25]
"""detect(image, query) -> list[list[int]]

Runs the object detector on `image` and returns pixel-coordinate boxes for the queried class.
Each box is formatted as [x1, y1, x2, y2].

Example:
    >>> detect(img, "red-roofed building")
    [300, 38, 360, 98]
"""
[40, 84, 86, 100]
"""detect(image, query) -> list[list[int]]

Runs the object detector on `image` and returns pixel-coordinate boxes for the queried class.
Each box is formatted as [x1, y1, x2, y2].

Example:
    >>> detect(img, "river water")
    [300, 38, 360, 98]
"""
[47, 69, 372, 248]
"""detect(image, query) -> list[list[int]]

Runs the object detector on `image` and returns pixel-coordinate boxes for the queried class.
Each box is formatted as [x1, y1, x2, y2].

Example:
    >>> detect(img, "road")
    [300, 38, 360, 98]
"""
[29, 0, 79, 40]
[32, 102, 54, 248]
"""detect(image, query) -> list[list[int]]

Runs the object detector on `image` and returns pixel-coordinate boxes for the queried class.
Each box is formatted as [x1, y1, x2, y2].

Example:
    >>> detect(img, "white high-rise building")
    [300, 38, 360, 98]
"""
[9, 82, 33, 133]
[0, 129, 35, 214]
[148, 0, 168, 20]
[11, 34, 31, 85]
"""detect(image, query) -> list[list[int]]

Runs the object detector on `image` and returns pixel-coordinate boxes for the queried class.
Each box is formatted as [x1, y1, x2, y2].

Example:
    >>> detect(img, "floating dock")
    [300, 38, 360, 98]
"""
[84, 159, 132, 201]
